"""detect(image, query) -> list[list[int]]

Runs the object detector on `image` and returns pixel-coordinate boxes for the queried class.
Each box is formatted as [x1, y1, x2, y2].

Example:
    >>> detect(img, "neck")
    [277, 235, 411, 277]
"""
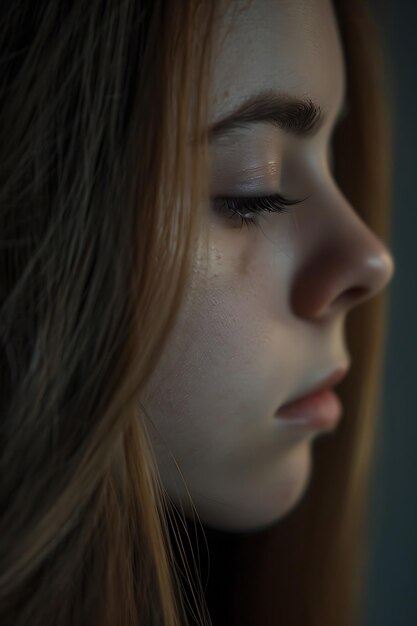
[167, 506, 241, 625]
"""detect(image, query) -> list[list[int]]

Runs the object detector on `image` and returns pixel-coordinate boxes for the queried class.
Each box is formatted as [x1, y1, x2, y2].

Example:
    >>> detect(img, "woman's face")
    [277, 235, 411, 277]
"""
[141, 0, 395, 533]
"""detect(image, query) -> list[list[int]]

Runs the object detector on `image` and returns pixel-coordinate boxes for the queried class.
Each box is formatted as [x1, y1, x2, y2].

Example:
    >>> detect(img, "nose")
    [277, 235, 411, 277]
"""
[290, 203, 396, 321]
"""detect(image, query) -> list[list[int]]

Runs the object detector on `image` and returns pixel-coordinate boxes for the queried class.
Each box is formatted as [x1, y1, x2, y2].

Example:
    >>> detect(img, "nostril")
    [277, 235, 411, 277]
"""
[332, 286, 369, 313]
[345, 286, 368, 299]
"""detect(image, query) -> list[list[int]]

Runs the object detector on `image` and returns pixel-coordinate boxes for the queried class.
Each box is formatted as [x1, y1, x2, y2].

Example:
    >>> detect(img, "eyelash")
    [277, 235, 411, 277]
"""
[211, 192, 310, 230]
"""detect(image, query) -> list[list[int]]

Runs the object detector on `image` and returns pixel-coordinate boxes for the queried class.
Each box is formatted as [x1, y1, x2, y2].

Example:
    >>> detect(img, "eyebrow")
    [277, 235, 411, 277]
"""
[206, 89, 349, 143]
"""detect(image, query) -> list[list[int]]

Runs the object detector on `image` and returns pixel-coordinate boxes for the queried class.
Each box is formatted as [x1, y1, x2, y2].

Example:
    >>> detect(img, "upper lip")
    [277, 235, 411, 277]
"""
[279, 363, 351, 409]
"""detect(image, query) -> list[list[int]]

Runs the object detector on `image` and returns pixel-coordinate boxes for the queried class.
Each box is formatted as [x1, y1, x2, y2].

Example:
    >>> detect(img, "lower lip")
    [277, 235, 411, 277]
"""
[275, 388, 343, 431]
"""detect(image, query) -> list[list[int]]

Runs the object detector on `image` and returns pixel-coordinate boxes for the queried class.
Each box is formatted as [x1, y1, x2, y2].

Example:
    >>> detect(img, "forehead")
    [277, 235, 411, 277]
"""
[210, 0, 346, 128]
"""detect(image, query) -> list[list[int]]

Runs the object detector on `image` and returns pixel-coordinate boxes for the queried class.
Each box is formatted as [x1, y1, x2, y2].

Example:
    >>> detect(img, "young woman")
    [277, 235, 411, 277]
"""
[0, 1, 396, 625]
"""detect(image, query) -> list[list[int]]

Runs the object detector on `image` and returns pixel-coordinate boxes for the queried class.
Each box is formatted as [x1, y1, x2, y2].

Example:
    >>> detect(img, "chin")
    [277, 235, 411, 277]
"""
[184, 440, 313, 534]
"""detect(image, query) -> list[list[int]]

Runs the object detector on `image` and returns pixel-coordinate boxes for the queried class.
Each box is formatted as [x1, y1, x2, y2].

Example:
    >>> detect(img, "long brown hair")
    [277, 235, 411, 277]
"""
[0, 1, 394, 625]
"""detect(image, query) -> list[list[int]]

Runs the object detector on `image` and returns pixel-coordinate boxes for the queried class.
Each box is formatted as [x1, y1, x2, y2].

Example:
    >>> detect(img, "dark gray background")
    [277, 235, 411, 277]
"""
[364, 2, 416, 625]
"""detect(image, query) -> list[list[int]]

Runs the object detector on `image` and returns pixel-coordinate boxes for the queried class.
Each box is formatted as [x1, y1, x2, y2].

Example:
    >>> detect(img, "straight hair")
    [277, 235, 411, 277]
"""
[0, 1, 394, 625]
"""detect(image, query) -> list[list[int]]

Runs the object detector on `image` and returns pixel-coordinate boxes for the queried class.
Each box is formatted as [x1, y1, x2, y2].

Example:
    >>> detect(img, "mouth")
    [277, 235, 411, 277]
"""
[274, 364, 350, 430]
[279, 364, 350, 411]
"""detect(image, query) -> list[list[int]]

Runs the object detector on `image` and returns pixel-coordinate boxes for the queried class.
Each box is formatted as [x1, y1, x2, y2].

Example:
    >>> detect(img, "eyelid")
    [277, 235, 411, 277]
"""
[211, 191, 311, 231]
[211, 156, 283, 194]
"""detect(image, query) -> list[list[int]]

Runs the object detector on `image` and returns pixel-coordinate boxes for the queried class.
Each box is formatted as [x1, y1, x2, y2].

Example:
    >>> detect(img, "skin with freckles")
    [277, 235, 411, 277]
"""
[141, 0, 395, 533]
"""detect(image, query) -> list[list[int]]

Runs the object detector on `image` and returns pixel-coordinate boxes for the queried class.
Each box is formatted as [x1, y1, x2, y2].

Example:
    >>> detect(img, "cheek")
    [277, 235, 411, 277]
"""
[143, 282, 264, 435]
[140, 244, 315, 532]
[141, 248, 288, 464]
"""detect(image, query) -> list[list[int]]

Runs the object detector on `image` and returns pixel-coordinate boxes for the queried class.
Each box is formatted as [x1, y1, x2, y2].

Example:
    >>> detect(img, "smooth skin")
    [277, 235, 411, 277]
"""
[141, 0, 395, 533]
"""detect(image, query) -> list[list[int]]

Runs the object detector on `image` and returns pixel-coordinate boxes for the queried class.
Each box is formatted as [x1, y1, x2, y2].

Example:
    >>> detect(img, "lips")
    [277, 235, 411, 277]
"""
[278, 364, 350, 412]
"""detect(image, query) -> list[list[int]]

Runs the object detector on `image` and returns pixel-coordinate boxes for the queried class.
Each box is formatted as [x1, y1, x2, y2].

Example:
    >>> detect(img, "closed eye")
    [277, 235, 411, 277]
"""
[211, 192, 311, 230]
